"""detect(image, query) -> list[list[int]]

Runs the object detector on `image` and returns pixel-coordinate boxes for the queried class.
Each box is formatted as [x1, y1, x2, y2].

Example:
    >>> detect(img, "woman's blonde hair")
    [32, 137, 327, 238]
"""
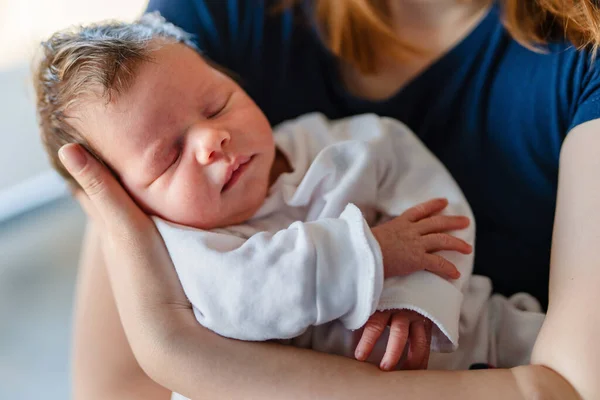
[304, 0, 600, 73]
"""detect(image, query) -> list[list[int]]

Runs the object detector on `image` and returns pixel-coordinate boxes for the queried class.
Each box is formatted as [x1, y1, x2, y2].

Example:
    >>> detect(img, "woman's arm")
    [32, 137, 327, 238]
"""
[150, 320, 576, 400]
[60, 143, 579, 399]
[531, 119, 600, 399]
[71, 222, 171, 400]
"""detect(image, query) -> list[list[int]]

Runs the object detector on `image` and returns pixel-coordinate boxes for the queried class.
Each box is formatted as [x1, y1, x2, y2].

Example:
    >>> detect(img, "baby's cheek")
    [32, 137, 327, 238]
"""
[128, 179, 184, 224]
[167, 182, 214, 227]
[165, 185, 194, 218]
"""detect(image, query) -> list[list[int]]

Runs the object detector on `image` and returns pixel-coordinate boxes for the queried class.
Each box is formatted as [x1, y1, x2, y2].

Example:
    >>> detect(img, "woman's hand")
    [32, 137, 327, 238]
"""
[59, 144, 196, 379]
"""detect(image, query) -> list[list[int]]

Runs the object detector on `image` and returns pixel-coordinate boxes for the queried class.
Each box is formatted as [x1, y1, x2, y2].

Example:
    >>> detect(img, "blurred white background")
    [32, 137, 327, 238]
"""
[0, 0, 146, 217]
[0, 1, 146, 398]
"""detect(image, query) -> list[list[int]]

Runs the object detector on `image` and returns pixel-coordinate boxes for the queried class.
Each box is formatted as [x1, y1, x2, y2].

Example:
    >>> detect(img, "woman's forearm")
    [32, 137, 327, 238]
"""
[145, 323, 575, 400]
[71, 222, 171, 400]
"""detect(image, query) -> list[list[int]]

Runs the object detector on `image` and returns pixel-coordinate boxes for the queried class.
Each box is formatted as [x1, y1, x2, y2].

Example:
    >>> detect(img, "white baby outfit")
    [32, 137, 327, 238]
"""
[156, 114, 544, 396]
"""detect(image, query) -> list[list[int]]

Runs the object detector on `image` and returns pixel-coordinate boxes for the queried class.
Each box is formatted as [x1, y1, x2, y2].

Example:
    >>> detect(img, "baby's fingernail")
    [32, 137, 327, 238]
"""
[59, 144, 87, 174]
[355, 350, 365, 360]
[380, 362, 390, 371]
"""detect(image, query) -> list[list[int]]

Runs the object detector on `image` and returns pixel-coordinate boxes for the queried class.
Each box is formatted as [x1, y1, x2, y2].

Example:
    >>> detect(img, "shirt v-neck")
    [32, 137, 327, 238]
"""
[319, 4, 499, 113]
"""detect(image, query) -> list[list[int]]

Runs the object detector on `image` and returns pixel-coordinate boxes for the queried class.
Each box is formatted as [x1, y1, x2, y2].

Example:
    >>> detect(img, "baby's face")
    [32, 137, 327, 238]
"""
[71, 43, 275, 229]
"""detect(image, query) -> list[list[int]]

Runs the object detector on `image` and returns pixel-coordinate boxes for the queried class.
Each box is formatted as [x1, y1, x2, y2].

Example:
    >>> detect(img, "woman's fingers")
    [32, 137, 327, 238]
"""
[417, 215, 470, 234]
[421, 254, 461, 279]
[401, 198, 448, 222]
[423, 233, 473, 254]
[404, 319, 429, 370]
[380, 313, 409, 371]
[355, 311, 391, 362]
[59, 144, 148, 232]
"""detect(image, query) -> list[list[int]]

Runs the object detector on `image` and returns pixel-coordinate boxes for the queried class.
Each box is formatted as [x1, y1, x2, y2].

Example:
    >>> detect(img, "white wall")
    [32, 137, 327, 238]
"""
[0, 0, 147, 220]
[0, 0, 148, 71]
[1, 3, 151, 397]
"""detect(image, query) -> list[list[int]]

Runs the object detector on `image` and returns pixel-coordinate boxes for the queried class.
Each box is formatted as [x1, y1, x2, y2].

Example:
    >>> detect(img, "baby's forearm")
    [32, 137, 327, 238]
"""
[157, 204, 384, 340]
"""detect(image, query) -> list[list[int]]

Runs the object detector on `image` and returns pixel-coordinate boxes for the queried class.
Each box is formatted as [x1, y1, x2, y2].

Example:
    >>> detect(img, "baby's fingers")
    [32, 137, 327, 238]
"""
[401, 198, 448, 222]
[420, 320, 433, 370]
[417, 215, 470, 235]
[355, 311, 390, 362]
[422, 254, 461, 279]
[380, 314, 410, 371]
[424, 233, 473, 254]
[404, 320, 429, 370]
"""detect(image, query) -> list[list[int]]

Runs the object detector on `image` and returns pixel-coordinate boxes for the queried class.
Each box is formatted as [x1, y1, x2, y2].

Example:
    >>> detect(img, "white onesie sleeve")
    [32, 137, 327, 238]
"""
[279, 114, 475, 352]
[368, 116, 475, 352]
[153, 203, 384, 341]
[292, 114, 474, 352]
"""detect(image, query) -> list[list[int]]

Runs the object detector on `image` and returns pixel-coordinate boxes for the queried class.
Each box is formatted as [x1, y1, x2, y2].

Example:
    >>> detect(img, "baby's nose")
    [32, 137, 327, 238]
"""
[195, 128, 231, 165]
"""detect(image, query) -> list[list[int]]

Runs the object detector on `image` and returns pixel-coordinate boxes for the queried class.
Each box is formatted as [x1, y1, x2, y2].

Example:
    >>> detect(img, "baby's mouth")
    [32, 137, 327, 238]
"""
[221, 155, 253, 193]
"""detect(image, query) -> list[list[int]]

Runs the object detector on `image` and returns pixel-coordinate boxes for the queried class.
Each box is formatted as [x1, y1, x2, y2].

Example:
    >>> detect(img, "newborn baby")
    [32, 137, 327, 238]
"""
[35, 13, 543, 378]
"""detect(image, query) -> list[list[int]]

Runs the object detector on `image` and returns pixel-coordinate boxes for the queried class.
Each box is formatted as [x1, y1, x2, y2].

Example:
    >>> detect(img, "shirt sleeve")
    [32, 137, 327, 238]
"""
[145, 0, 273, 76]
[570, 53, 600, 130]
[145, 0, 237, 57]
[347, 115, 475, 353]
[153, 204, 384, 341]
[146, 0, 214, 51]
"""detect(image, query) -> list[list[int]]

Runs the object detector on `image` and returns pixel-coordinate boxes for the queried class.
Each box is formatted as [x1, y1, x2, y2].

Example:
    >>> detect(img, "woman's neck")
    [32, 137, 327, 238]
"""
[339, 0, 492, 101]
[386, 0, 492, 53]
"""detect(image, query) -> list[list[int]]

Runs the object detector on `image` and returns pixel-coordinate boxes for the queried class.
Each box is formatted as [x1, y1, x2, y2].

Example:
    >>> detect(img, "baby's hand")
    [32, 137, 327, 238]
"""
[372, 198, 472, 280]
[355, 309, 433, 371]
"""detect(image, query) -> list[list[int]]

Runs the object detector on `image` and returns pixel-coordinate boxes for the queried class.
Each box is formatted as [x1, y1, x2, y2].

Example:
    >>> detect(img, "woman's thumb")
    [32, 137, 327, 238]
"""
[59, 144, 105, 196]
[58, 143, 139, 229]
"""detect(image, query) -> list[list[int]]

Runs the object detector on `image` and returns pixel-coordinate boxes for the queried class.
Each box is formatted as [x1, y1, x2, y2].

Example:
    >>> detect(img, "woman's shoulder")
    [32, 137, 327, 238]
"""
[145, 0, 303, 66]
[544, 43, 600, 131]
[498, 38, 600, 131]
[463, 7, 600, 136]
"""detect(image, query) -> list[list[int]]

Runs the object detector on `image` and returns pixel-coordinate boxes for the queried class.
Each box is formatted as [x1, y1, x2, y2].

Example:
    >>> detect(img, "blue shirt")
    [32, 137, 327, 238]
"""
[146, 0, 600, 308]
